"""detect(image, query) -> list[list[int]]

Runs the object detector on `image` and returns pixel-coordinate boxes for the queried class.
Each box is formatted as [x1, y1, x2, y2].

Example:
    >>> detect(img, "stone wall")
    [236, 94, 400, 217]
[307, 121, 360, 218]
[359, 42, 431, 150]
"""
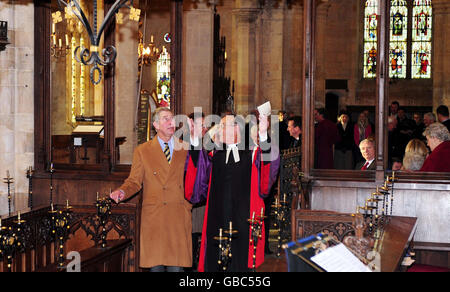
[0, 1, 34, 216]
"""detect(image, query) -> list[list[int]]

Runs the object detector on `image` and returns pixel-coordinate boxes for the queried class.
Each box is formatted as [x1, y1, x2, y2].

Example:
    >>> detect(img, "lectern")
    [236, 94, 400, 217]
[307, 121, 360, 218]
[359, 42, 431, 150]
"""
[71, 125, 105, 164]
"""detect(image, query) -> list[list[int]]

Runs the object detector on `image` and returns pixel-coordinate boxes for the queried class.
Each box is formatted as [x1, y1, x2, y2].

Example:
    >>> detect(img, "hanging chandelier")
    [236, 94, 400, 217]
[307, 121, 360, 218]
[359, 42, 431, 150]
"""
[138, 32, 160, 66]
[56, 0, 141, 85]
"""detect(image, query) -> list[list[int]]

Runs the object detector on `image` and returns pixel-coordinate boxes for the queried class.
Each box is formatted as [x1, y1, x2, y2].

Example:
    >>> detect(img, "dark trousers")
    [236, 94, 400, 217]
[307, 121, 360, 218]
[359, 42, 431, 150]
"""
[149, 266, 184, 272]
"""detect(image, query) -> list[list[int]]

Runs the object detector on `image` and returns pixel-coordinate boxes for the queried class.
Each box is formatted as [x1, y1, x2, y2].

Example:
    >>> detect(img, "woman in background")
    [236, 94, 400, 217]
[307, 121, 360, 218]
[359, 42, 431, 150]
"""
[402, 139, 428, 171]
[334, 111, 354, 170]
[420, 123, 450, 172]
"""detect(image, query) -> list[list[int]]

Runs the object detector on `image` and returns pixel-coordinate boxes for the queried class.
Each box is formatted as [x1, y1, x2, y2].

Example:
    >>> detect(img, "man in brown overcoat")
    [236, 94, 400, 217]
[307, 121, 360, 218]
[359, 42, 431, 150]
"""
[110, 108, 192, 272]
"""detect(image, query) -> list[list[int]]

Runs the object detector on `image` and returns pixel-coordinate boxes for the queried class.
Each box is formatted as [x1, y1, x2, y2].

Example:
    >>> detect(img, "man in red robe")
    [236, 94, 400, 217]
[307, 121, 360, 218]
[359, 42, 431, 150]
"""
[184, 114, 280, 272]
[314, 108, 340, 169]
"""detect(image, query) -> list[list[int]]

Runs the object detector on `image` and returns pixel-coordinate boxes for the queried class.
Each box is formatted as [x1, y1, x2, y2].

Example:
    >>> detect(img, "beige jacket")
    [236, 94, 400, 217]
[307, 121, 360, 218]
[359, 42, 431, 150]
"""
[120, 138, 192, 268]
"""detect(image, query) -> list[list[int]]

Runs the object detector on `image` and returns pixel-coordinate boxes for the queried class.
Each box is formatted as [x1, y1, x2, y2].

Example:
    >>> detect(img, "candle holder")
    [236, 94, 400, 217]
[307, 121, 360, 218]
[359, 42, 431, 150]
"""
[49, 163, 54, 206]
[272, 197, 289, 257]
[343, 213, 374, 260]
[0, 214, 25, 272]
[0, 225, 18, 272]
[214, 223, 238, 272]
[50, 42, 70, 59]
[3, 171, 14, 217]
[387, 172, 398, 216]
[351, 175, 397, 257]
[96, 196, 112, 248]
[49, 203, 72, 269]
[26, 166, 34, 209]
[247, 211, 265, 272]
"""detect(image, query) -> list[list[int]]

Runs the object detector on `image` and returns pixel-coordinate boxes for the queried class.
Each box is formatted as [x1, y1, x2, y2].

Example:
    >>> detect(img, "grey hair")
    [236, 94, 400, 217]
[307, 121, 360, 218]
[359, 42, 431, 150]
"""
[153, 107, 172, 123]
[359, 138, 375, 148]
[423, 112, 436, 122]
[423, 122, 450, 142]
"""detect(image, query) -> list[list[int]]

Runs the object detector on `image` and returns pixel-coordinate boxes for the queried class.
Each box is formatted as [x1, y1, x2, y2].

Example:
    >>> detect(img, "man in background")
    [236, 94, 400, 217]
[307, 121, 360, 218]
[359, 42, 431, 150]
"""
[355, 138, 376, 171]
[314, 108, 339, 169]
[287, 116, 302, 149]
[437, 105, 450, 132]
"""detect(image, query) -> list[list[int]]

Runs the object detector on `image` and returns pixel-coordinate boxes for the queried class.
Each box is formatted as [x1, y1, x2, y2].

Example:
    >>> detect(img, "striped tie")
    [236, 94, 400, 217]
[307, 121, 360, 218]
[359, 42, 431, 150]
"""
[164, 143, 171, 164]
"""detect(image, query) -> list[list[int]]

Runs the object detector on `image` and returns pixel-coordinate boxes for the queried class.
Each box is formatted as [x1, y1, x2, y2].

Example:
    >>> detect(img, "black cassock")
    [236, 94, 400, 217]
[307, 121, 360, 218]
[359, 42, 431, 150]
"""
[204, 149, 252, 272]
[185, 140, 280, 272]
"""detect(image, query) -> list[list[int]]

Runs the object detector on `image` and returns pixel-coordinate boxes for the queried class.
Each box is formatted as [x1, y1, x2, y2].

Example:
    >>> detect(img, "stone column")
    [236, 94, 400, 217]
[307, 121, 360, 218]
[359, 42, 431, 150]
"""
[432, 0, 450, 110]
[282, 0, 303, 115]
[232, 0, 259, 115]
[115, 8, 139, 165]
[183, 0, 215, 115]
[0, 1, 34, 215]
[313, 1, 331, 108]
[256, 1, 284, 112]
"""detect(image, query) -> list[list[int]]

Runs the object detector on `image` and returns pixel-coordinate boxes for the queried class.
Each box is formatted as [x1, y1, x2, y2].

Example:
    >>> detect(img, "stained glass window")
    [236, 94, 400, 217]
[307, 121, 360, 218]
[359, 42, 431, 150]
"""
[412, 0, 432, 78]
[363, 0, 379, 78]
[363, 0, 432, 79]
[156, 46, 171, 108]
[389, 0, 408, 78]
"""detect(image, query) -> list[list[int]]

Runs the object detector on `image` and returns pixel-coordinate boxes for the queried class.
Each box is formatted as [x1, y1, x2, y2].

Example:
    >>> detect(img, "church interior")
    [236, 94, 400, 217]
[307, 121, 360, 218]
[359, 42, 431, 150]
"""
[0, 0, 449, 272]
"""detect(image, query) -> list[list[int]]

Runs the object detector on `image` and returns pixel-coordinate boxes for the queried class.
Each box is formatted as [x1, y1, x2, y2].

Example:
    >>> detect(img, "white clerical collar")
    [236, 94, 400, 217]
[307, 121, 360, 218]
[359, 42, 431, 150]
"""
[226, 143, 238, 150]
[226, 144, 240, 164]
[190, 136, 200, 147]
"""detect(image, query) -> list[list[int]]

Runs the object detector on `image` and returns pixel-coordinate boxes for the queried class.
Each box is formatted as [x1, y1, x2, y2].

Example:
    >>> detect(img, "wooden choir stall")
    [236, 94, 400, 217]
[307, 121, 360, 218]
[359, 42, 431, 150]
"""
[0, 202, 138, 272]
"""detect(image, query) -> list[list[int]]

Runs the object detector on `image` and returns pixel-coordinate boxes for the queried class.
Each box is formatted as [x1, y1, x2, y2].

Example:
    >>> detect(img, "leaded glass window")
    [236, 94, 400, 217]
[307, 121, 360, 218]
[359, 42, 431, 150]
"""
[364, 0, 379, 78]
[389, 0, 408, 78]
[156, 46, 171, 108]
[363, 0, 432, 79]
[411, 0, 432, 78]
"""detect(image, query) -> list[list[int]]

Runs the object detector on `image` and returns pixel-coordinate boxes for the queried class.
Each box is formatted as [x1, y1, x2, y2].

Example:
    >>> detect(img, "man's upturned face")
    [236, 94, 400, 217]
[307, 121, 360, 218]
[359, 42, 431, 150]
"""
[360, 141, 375, 162]
[154, 111, 175, 137]
[219, 115, 240, 145]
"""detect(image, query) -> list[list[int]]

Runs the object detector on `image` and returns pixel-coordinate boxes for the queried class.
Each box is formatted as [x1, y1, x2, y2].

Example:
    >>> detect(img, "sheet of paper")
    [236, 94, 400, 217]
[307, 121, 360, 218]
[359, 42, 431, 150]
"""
[310, 243, 372, 272]
[257, 101, 271, 117]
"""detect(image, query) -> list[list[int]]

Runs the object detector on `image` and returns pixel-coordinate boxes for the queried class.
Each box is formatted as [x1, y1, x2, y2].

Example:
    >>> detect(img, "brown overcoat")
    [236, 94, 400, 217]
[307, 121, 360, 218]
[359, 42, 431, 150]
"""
[119, 138, 192, 268]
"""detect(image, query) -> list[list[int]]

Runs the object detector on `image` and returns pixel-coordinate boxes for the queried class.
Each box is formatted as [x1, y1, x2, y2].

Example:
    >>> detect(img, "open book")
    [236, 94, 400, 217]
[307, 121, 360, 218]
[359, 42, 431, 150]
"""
[311, 243, 372, 272]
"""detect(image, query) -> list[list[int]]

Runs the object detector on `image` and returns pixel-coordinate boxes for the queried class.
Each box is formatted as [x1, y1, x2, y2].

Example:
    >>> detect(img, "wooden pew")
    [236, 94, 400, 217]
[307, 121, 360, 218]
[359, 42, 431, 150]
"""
[0, 204, 137, 272]
[36, 239, 132, 272]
